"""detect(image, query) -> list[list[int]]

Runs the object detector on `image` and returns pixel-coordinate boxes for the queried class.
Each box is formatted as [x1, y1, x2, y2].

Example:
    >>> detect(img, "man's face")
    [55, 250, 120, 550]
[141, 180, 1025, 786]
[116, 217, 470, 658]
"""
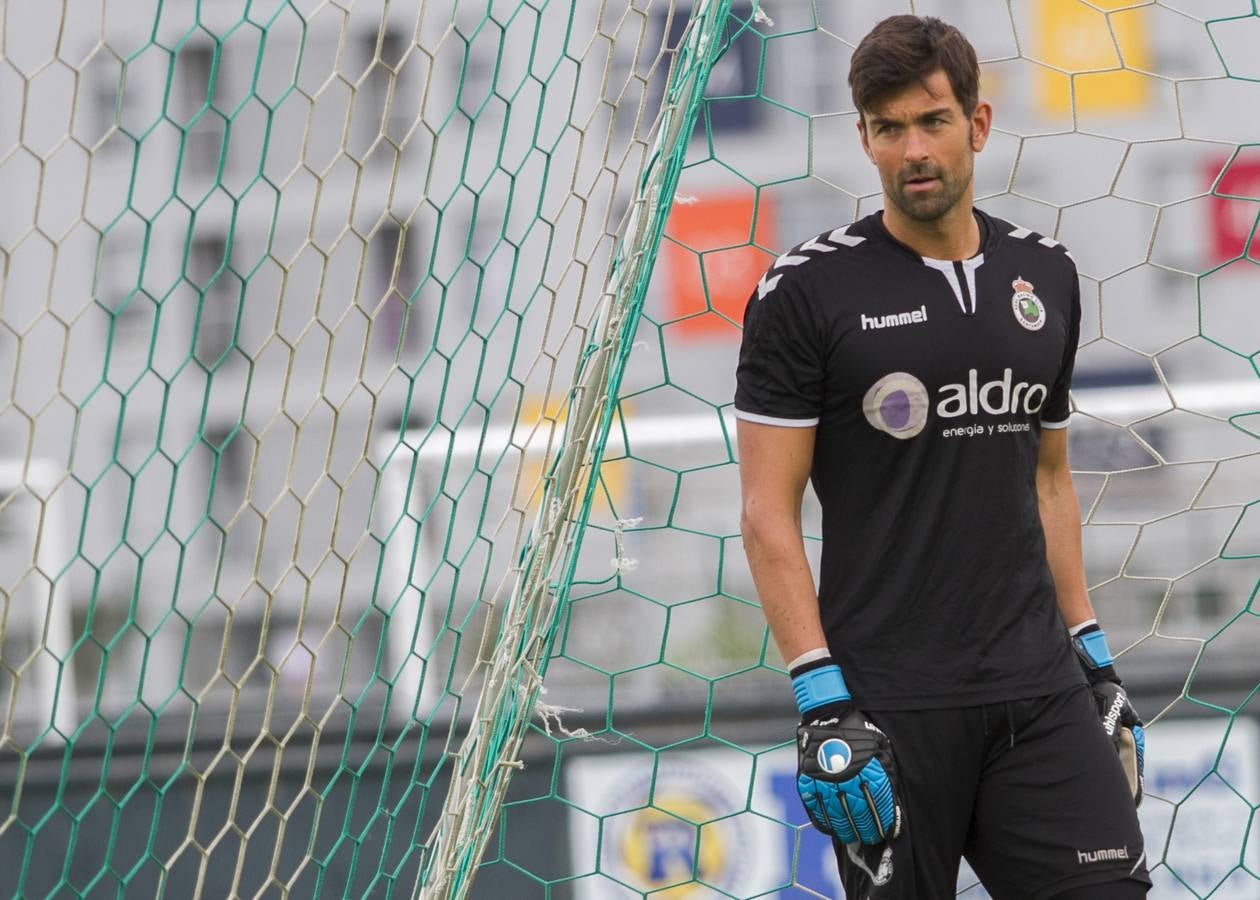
[858, 70, 989, 224]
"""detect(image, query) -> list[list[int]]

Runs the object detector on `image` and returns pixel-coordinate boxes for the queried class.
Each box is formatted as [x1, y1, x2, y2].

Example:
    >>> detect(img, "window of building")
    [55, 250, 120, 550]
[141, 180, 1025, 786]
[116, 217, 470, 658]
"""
[173, 42, 225, 177]
[374, 222, 422, 352]
[189, 234, 239, 366]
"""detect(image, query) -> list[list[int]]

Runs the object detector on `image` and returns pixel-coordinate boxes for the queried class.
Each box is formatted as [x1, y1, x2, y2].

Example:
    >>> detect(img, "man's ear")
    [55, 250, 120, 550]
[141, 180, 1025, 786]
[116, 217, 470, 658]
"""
[970, 100, 993, 153]
[857, 116, 874, 163]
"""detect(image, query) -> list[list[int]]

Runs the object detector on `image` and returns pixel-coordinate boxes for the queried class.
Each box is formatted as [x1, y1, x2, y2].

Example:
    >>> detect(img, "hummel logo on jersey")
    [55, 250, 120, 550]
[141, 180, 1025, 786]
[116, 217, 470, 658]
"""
[1077, 846, 1129, 864]
[861, 305, 927, 331]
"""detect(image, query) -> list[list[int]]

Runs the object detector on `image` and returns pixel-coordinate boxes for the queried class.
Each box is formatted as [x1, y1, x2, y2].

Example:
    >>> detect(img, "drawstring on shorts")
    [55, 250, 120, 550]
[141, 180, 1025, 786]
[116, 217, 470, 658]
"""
[981, 701, 1017, 748]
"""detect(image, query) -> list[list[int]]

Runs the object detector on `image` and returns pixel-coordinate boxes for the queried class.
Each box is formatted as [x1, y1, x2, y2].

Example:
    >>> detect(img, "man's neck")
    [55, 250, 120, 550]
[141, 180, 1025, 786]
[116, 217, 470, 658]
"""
[881, 192, 980, 261]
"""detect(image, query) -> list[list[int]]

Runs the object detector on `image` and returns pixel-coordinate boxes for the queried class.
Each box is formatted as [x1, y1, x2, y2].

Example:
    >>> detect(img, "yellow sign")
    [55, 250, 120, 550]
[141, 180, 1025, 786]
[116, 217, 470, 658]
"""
[513, 393, 631, 520]
[1035, 0, 1151, 115]
[618, 794, 728, 896]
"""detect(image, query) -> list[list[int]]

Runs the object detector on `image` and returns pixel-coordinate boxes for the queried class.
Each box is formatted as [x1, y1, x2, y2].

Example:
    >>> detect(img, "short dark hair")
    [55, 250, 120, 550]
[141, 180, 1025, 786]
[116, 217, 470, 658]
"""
[848, 15, 980, 122]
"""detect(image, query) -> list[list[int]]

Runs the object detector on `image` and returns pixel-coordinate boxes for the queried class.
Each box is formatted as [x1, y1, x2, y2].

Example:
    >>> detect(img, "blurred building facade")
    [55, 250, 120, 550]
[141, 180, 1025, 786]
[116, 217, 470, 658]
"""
[0, 0, 1257, 733]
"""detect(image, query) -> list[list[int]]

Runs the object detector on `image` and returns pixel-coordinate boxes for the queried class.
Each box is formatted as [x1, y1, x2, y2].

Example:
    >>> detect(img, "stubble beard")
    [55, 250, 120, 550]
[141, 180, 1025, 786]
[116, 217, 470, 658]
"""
[887, 154, 973, 223]
[886, 129, 975, 224]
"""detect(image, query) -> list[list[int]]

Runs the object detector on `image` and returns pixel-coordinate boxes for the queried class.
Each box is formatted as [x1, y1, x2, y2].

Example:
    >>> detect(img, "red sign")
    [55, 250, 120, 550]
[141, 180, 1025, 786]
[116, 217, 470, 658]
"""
[1208, 153, 1260, 263]
[661, 190, 776, 339]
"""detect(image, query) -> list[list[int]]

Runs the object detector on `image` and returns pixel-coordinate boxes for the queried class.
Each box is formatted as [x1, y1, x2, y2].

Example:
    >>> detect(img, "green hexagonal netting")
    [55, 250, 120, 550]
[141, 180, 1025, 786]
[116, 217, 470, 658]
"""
[0, 1, 1257, 898]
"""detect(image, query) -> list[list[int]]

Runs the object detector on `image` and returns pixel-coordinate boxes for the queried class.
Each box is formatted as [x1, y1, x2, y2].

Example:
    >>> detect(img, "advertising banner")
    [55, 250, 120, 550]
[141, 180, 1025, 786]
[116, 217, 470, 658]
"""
[566, 717, 1259, 898]
[1208, 154, 1260, 264]
[1033, 0, 1151, 116]
[660, 190, 776, 341]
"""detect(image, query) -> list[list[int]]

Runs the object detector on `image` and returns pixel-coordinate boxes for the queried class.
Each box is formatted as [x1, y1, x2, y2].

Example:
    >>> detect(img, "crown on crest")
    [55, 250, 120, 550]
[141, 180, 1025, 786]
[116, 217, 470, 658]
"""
[1012, 276, 1034, 295]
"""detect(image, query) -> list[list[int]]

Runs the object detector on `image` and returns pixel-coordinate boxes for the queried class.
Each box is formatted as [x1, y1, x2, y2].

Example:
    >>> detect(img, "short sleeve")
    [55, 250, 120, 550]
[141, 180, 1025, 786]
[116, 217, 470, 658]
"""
[1040, 264, 1081, 429]
[733, 273, 824, 427]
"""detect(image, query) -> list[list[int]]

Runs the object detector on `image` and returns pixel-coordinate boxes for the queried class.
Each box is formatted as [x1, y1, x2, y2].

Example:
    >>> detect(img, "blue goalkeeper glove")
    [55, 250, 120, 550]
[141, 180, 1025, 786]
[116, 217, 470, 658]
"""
[1073, 623, 1144, 806]
[792, 657, 903, 845]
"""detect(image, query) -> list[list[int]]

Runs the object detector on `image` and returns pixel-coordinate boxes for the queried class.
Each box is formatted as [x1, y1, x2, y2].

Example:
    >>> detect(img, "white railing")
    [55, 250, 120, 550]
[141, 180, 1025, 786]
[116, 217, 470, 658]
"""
[374, 377, 1260, 719]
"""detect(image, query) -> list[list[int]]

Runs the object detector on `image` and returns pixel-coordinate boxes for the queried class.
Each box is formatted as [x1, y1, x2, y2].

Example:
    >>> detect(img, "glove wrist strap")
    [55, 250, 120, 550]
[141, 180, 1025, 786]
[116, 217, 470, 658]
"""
[1071, 623, 1114, 669]
[792, 662, 851, 715]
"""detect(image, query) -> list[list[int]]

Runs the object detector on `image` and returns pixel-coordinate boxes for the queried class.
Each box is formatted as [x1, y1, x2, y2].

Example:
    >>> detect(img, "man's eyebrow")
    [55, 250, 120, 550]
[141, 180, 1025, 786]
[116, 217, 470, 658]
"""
[868, 107, 954, 127]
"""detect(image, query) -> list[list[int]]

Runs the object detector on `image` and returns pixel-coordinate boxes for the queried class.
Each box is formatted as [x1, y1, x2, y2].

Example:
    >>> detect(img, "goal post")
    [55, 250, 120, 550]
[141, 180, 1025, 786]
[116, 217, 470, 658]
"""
[415, 4, 734, 892]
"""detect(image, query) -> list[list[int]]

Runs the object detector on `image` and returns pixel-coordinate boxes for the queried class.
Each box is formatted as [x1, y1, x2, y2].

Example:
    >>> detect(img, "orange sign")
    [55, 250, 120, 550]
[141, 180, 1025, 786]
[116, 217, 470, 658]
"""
[661, 190, 776, 339]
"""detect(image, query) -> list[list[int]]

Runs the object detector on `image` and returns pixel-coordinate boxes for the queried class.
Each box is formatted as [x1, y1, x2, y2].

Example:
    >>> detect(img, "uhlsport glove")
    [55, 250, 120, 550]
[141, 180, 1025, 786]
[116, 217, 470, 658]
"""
[792, 657, 903, 845]
[1073, 623, 1145, 806]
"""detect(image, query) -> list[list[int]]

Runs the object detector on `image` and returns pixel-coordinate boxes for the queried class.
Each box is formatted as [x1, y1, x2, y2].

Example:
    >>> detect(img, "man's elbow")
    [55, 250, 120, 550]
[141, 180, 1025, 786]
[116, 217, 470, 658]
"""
[740, 508, 760, 548]
[740, 502, 797, 546]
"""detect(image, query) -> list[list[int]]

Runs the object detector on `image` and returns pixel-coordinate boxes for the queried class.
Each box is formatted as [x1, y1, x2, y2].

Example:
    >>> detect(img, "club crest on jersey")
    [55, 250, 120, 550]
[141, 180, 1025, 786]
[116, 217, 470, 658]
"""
[1011, 276, 1045, 331]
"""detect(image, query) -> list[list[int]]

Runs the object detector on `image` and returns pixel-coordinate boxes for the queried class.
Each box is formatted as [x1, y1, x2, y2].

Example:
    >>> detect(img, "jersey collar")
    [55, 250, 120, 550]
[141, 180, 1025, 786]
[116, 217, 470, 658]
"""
[869, 208, 998, 316]
[871, 207, 1001, 265]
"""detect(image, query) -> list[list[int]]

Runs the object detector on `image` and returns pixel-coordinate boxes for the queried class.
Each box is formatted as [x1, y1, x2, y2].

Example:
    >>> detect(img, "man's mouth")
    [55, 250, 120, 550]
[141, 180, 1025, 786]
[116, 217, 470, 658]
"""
[902, 173, 942, 192]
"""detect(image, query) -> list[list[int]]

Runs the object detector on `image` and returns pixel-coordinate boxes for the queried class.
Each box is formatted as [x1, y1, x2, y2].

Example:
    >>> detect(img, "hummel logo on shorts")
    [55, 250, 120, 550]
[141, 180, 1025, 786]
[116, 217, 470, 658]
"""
[1077, 846, 1129, 864]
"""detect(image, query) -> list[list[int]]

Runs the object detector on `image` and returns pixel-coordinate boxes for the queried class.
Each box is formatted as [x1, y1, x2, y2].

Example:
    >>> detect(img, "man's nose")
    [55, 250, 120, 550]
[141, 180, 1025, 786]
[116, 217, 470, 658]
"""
[904, 127, 931, 163]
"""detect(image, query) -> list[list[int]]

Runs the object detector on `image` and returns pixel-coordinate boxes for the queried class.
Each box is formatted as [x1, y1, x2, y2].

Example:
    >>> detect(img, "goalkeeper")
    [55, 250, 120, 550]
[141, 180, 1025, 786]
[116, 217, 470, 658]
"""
[735, 15, 1149, 900]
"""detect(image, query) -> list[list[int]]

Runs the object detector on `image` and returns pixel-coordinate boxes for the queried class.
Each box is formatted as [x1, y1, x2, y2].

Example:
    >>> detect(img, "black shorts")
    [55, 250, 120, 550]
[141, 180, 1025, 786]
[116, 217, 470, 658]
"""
[833, 683, 1151, 899]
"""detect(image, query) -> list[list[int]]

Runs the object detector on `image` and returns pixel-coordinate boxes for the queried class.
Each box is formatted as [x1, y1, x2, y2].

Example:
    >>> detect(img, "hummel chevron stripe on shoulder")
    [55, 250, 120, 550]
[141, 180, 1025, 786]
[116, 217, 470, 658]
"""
[1008, 225, 1073, 260]
[755, 226, 865, 300]
[827, 225, 865, 247]
[756, 273, 783, 300]
[1009, 225, 1055, 244]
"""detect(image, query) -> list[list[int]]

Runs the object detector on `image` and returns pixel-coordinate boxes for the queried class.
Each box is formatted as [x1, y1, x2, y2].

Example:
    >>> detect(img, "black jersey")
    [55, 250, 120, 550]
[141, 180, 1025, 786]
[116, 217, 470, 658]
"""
[735, 209, 1084, 709]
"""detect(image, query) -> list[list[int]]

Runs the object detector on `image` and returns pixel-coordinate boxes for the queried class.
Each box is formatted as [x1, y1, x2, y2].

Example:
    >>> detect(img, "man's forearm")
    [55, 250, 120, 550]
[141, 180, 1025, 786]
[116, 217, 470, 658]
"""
[1037, 467, 1095, 629]
[742, 514, 828, 666]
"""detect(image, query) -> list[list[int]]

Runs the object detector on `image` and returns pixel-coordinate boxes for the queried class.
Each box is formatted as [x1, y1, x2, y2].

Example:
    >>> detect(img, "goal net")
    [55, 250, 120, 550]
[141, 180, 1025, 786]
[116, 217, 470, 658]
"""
[0, 1, 1257, 898]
